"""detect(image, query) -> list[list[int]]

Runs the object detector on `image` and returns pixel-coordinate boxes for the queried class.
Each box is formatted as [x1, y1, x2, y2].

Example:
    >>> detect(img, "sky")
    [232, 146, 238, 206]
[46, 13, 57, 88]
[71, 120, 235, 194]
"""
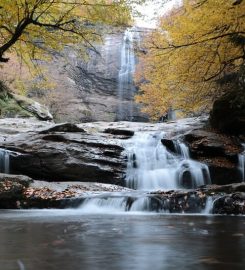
[134, 0, 182, 28]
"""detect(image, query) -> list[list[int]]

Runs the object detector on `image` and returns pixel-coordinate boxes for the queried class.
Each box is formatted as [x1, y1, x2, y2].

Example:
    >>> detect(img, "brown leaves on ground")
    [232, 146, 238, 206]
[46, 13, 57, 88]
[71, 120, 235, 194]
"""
[0, 180, 23, 193]
[23, 186, 86, 201]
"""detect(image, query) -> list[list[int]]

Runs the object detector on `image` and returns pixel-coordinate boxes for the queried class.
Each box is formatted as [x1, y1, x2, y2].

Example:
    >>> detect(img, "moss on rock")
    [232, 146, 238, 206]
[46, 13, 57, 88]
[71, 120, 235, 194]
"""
[0, 81, 53, 120]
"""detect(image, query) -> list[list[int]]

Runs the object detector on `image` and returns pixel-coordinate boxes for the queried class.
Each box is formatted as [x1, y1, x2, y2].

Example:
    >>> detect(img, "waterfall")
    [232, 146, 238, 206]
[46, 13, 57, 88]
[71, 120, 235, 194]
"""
[117, 28, 137, 121]
[80, 196, 128, 213]
[79, 132, 212, 213]
[0, 148, 10, 174]
[201, 197, 213, 214]
[174, 141, 190, 159]
[238, 144, 245, 182]
[79, 194, 155, 213]
[125, 132, 211, 191]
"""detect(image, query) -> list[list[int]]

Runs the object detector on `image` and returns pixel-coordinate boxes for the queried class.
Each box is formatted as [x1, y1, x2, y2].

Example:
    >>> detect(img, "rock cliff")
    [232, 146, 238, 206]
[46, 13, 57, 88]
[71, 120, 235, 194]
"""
[29, 27, 148, 123]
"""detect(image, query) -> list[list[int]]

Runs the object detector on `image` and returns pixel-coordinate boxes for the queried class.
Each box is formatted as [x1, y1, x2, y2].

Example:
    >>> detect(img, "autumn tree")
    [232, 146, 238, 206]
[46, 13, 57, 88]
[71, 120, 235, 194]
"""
[0, 0, 136, 66]
[0, 0, 142, 95]
[135, 0, 245, 119]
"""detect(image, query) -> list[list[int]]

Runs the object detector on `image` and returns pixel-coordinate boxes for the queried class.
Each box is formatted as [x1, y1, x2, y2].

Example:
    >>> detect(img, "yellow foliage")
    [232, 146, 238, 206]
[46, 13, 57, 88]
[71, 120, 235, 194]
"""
[135, 0, 245, 120]
[0, 0, 135, 93]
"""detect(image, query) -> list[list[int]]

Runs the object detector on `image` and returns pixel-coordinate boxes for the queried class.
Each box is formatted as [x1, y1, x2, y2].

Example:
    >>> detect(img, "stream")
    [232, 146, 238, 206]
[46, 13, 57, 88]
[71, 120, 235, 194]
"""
[0, 211, 244, 270]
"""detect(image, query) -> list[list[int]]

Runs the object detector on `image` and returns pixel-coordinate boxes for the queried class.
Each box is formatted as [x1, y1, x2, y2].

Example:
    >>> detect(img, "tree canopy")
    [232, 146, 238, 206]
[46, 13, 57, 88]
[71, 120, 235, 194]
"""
[135, 0, 245, 119]
[0, 0, 135, 65]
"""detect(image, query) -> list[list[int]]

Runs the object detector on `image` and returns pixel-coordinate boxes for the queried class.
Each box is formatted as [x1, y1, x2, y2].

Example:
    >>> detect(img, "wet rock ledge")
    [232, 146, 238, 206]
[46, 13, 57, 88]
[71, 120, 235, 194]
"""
[0, 173, 244, 215]
[0, 173, 130, 209]
[1, 116, 243, 186]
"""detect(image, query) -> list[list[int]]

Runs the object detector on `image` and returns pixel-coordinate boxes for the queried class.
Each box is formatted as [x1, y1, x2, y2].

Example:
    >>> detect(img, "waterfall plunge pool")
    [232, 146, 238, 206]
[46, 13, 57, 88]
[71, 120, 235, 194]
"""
[0, 211, 244, 270]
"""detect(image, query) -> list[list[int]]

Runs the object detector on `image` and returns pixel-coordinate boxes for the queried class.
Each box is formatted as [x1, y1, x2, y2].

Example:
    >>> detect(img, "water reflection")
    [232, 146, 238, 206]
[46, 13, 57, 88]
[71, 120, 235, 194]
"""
[0, 212, 244, 270]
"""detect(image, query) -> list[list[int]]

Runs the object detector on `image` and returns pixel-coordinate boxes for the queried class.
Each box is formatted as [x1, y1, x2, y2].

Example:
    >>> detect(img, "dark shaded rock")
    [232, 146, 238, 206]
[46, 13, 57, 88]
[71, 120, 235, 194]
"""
[104, 128, 134, 138]
[208, 165, 241, 185]
[161, 139, 177, 153]
[184, 129, 242, 185]
[184, 130, 238, 157]
[39, 123, 85, 134]
[213, 192, 245, 215]
[42, 134, 68, 142]
[210, 90, 245, 135]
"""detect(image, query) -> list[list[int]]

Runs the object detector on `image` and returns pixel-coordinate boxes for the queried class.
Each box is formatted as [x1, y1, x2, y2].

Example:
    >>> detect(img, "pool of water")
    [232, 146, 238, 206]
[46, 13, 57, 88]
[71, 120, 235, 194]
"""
[0, 210, 244, 270]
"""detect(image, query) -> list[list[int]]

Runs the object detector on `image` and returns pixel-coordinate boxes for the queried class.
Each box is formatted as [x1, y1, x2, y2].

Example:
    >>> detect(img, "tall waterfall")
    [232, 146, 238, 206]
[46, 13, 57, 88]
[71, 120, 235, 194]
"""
[125, 132, 211, 190]
[117, 28, 137, 121]
[0, 148, 10, 174]
[238, 144, 245, 182]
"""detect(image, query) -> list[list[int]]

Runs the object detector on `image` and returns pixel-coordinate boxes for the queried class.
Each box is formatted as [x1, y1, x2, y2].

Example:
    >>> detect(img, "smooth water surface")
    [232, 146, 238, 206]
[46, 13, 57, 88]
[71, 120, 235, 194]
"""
[0, 210, 244, 270]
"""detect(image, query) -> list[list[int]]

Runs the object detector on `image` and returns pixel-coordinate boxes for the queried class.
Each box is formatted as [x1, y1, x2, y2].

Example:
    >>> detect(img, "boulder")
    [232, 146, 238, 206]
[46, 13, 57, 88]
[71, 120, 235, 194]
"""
[161, 139, 177, 153]
[9, 93, 53, 121]
[0, 173, 33, 208]
[39, 123, 85, 134]
[2, 129, 126, 185]
[184, 129, 243, 184]
[213, 192, 245, 215]
[103, 128, 134, 139]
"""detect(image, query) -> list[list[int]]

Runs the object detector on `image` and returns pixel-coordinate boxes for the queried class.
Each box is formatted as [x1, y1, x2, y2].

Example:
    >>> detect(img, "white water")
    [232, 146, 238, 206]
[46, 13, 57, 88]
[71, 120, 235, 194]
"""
[125, 132, 211, 191]
[79, 132, 212, 213]
[202, 197, 214, 215]
[80, 196, 128, 213]
[0, 148, 10, 174]
[238, 144, 245, 182]
[117, 28, 137, 121]
[79, 195, 154, 213]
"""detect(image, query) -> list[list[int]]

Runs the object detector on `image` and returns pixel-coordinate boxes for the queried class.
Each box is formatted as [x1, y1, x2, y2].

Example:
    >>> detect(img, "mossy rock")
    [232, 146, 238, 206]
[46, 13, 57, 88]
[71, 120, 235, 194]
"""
[0, 81, 53, 120]
[9, 93, 53, 121]
[0, 96, 32, 118]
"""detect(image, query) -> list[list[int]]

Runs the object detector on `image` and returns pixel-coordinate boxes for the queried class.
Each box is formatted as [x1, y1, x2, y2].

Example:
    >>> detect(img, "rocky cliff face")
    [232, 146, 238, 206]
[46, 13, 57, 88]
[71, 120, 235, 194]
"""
[29, 27, 148, 123]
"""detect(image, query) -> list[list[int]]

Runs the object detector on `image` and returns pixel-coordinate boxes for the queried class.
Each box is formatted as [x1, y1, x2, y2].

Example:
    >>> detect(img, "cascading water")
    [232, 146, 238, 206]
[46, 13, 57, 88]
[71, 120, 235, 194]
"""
[125, 132, 211, 191]
[201, 197, 214, 214]
[117, 28, 137, 121]
[79, 132, 211, 213]
[79, 194, 157, 213]
[0, 148, 10, 174]
[238, 144, 245, 182]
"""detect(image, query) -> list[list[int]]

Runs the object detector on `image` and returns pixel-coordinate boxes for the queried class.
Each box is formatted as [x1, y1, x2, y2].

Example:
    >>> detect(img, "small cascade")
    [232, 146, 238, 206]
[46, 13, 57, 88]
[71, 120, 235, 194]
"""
[79, 196, 128, 213]
[125, 132, 211, 191]
[117, 27, 137, 121]
[202, 197, 213, 214]
[79, 194, 158, 213]
[78, 131, 212, 214]
[130, 197, 152, 211]
[0, 148, 10, 174]
[174, 141, 190, 159]
[238, 144, 245, 182]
